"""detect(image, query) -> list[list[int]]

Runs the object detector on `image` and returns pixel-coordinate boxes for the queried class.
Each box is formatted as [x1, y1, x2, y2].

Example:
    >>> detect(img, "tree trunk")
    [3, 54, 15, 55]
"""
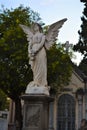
[15, 97, 22, 130]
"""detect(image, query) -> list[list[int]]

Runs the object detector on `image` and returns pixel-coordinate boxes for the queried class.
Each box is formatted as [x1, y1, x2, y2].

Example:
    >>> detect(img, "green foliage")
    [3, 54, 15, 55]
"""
[0, 5, 72, 97]
[79, 58, 87, 75]
[0, 6, 44, 128]
[0, 5, 43, 100]
[74, 0, 87, 57]
[74, 0, 87, 76]
[0, 89, 9, 110]
[0, 6, 29, 99]
[47, 44, 72, 92]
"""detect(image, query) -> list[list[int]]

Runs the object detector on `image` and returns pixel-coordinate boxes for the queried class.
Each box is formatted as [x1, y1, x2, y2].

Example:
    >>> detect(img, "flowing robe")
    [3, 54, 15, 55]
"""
[28, 32, 47, 87]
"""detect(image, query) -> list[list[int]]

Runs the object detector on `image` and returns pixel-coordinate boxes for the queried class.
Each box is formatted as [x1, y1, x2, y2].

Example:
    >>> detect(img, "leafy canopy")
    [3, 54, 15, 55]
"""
[74, 0, 87, 75]
[0, 5, 43, 100]
[0, 5, 72, 100]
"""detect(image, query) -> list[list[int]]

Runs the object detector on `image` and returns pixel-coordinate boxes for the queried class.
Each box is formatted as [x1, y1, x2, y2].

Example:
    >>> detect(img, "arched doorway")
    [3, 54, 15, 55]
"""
[57, 94, 75, 130]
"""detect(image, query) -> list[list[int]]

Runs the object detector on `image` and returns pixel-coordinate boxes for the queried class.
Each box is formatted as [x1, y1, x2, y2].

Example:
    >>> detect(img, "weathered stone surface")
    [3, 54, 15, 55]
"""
[21, 94, 54, 130]
[20, 19, 66, 95]
[0, 118, 8, 130]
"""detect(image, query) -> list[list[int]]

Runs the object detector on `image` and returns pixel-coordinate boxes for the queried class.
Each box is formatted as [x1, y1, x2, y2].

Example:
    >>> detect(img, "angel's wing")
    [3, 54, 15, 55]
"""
[45, 18, 67, 50]
[19, 24, 33, 42]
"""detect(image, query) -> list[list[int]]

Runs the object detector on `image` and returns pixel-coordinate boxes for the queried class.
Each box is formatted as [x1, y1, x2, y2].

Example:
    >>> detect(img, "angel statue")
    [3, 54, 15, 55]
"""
[19, 18, 67, 95]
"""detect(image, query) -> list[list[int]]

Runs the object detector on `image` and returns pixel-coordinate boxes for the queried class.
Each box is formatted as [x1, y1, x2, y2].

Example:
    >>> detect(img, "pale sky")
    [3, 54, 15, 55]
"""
[0, 0, 84, 65]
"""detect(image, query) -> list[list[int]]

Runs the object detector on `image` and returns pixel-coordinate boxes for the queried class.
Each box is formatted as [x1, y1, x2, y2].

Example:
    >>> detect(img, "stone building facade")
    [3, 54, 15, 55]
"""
[49, 69, 87, 130]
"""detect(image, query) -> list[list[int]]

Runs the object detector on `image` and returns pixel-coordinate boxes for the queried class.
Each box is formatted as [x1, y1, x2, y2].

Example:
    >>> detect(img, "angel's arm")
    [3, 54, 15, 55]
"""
[28, 38, 32, 53]
[37, 34, 45, 52]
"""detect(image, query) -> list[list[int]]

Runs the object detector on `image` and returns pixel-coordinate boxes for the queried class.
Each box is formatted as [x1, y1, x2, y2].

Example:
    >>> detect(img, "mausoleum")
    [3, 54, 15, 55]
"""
[49, 67, 87, 130]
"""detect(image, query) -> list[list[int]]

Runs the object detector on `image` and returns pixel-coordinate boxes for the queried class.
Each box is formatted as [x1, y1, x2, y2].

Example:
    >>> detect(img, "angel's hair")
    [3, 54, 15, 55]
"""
[34, 23, 43, 32]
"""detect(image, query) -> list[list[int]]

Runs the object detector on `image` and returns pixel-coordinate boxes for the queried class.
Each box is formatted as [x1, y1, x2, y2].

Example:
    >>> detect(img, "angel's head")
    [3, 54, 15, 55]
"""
[33, 23, 43, 33]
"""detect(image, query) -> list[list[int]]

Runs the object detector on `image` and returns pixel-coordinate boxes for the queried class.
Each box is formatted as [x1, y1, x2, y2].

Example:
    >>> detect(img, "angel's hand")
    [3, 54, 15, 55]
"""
[30, 49, 36, 55]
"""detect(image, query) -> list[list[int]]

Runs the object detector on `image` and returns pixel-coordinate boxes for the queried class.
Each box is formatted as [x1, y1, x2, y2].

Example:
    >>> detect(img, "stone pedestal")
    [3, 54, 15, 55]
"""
[21, 94, 53, 130]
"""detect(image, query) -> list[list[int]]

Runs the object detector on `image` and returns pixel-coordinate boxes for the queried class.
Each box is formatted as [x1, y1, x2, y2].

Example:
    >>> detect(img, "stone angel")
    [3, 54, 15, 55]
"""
[19, 18, 67, 94]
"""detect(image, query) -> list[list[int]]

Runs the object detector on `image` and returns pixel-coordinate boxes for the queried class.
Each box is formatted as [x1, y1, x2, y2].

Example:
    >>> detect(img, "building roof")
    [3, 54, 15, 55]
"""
[72, 64, 87, 82]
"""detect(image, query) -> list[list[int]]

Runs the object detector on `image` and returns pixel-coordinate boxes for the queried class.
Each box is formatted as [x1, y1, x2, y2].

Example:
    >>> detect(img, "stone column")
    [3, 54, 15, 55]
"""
[21, 94, 53, 130]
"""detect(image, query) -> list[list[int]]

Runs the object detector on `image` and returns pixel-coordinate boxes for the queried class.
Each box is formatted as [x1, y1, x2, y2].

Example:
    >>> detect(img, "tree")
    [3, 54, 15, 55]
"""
[47, 44, 72, 93]
[0, 5, 72, 129]
[78, 58, 87, 75]
[0, 89, 9, 110]
[74, 0, 87, 56]
[74, 0, 87, 75]
[0, 5, 43, 130]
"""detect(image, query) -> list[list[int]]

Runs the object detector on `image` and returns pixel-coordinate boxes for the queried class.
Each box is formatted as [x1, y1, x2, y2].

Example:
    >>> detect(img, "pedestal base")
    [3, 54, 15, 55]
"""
[21, 94, 53, 130]
[25, 82, 50, 96]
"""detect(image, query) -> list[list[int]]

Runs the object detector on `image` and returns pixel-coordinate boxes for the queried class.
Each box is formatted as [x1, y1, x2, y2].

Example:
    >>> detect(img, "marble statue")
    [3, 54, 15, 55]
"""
[19, 18, 67, 95]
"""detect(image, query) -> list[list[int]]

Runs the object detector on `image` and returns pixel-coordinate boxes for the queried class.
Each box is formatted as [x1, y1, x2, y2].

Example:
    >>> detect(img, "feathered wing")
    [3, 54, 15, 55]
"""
[19, 24, 33, 42]
[45, 18, 67, 50]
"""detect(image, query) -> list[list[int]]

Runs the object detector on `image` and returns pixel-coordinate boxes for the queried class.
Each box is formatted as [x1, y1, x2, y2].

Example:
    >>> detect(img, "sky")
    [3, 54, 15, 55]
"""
[0, 0, 84, 65]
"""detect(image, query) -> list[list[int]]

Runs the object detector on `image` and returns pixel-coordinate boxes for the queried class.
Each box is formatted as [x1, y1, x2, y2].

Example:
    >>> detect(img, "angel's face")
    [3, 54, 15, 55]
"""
[34, 24, 39, 32]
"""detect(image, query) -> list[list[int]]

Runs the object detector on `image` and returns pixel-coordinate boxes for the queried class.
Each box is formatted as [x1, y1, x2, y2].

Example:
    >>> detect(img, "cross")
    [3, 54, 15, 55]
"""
[64, 41, 73, 52]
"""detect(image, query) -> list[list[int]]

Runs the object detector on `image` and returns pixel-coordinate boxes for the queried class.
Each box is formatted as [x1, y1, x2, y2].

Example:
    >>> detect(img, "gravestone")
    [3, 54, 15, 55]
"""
[0, 111, 9, 130]
[0, 118, 8, 130]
